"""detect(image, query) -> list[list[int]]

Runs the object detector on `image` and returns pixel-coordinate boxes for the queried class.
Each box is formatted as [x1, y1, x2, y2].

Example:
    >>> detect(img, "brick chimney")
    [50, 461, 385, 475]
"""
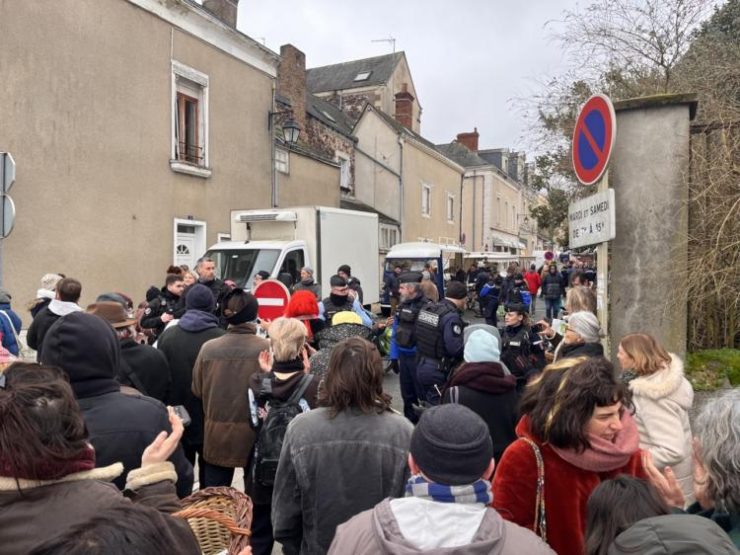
[394, 83, 415, 129]
[203, 0, 239, 28]
[277, 44, 306, 132]
[457, 128, 479, 152]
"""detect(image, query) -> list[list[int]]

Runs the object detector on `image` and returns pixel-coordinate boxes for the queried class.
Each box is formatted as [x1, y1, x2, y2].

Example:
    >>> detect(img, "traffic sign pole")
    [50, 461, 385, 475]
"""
[596, 171, 609, 354]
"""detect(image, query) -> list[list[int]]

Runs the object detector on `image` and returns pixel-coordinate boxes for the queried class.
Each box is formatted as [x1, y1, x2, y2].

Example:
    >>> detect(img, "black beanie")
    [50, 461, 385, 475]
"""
[410, 404, 493, 485]
[40, 312, 121, 400]
[223, 290, 259, 325]
[185, 284, 215, 311]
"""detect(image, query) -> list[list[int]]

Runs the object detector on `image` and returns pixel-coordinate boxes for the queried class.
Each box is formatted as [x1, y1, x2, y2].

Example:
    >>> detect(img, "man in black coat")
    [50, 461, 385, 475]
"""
[157, 284, 225, 485]
[27, 277, 83, 360]
[88, 301, 171, 403]
[139, 274, 186, 341]
[40, 312, 194, 498]
[195, 256, 229, 326]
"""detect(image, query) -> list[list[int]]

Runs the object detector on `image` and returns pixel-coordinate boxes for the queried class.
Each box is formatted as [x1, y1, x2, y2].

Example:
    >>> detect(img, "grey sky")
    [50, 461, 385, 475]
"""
[237, 0, 579, 152]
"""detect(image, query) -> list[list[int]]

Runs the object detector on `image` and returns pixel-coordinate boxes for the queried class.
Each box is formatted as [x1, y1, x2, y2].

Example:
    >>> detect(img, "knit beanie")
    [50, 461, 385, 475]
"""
[410, 404, 493, 485]
[464, 329, 501, 363]
[568, 311, 603, 343]
[40, 312, 121, 399]
[185, 284, 215, 312]
[331, 311, 362, 326]
[41, 273, 63, 291]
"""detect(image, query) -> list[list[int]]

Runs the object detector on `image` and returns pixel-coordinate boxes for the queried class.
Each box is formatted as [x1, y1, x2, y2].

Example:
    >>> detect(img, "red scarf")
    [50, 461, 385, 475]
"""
[551, 411, 640, 472]
[0, 445, 96, 481]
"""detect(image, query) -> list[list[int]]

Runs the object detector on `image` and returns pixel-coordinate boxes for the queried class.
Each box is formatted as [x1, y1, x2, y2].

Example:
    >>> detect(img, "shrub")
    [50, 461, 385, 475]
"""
[686, 349, 740, 391]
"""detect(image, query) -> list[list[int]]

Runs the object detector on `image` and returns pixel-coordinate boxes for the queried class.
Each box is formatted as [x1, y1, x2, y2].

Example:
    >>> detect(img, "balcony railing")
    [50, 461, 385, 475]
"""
[177, 142, 204, 165]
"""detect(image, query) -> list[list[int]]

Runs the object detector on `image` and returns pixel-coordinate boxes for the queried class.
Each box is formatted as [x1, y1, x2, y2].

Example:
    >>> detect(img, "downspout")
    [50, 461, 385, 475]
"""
[472, 170, 477, 251]
[458, 171, 464, 247]
[270, 81, 277, 208]
[398, 134, 405, 241]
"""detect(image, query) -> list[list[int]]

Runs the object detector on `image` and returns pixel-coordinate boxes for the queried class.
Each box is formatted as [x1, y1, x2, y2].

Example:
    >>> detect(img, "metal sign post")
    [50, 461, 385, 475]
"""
[570, 96, 616, 352]
[0, 152, 17, 288]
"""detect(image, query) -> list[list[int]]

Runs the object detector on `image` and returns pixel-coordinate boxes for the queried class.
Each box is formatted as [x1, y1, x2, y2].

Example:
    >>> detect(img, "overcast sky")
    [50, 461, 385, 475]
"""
[237, 0, 580, 152]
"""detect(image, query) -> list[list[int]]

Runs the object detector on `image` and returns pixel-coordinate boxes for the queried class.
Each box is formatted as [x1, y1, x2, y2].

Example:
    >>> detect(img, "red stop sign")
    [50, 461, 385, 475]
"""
[253, 280, 291, 321]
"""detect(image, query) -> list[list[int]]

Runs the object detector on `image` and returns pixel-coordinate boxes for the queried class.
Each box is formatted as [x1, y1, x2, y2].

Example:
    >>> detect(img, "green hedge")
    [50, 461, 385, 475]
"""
[685, 349, 740, 391]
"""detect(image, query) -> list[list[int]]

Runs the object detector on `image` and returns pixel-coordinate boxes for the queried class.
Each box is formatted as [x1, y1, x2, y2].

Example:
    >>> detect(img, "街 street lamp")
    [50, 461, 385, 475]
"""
[269, 110, 301, 208]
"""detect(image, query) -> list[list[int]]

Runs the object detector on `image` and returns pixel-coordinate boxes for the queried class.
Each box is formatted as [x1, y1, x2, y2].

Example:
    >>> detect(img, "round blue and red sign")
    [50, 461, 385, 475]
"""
[572, 94, 616, 186]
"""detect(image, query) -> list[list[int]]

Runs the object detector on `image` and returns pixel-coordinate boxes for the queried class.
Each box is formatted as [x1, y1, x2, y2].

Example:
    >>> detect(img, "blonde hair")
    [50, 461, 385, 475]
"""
[566, 286, 597, 315]
[269, 317, 307, 361]
[529, 356, 587, 387]
[619, 333, 671, 376]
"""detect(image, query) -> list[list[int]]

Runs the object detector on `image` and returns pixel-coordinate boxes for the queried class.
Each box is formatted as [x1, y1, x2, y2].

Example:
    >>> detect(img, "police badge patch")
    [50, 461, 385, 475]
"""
[452, 324, 462, 336]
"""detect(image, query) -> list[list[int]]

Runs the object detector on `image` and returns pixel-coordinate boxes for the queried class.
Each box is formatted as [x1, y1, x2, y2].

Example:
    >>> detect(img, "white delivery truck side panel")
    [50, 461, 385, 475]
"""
[316, 207, 379, 304]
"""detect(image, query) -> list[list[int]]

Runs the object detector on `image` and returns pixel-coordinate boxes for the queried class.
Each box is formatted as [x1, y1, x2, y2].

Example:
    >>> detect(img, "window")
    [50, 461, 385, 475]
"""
[275, 147, 289, 174]
[171, 61, 209, 177]
[279, 249, 305, 287]
[380, 224, 400, 250]
[422, 184, 431, 216]
[497, 197, 501, 225]
[336, 152, 351, 193]
[447, 194, 455, 223]
[504, 201, 509, 228]
[354, 71, 371, 81]
[512, 206, 516, 231]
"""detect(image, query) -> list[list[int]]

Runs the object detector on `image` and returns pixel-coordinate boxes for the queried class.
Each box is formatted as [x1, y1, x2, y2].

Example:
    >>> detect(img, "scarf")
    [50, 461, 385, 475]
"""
[179, 310, 220, 332]
[448, 362, 516, 394]
[0, 445, 95, 481]
[551, 411, 640, 472]
[272, 357, 305, 373]
[405, 475, 493, 505]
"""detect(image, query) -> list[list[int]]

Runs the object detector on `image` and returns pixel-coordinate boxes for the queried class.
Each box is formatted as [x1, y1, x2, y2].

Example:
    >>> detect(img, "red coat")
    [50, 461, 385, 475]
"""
[523, 271, 542, 295]
[492, 417, 646, 555]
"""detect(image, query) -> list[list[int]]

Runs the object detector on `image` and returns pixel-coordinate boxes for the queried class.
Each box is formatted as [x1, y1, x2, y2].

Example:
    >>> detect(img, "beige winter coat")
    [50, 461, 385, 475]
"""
[629, 353, 694, 503]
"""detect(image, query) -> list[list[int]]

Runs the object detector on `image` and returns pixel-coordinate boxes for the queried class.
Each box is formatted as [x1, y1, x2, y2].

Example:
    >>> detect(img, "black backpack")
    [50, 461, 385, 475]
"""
[252, 374, 314, 487]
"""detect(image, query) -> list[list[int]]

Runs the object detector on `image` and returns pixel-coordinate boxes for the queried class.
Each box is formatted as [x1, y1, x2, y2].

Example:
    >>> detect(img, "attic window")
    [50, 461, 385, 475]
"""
[354, 71, 371, 81]
[322, 110, 336, 122]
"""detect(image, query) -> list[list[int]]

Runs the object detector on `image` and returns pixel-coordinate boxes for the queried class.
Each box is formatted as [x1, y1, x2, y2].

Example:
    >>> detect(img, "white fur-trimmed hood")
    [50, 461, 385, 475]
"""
[0, 463, 123, 492]
[629, 354, 693, 407]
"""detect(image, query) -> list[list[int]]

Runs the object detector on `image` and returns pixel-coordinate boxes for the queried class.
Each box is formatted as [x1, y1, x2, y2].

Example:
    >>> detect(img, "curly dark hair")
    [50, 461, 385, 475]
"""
[319, 337, 392, 417]
[520, 357, 632, 452]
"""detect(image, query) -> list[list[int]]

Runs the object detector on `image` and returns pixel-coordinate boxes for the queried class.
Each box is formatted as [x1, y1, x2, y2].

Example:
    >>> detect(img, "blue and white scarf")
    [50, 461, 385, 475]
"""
[405, 475, 493, 505]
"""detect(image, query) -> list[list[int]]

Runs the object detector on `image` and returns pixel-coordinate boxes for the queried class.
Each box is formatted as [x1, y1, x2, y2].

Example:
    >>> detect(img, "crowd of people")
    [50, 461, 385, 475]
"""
[0, 257, 737, 554]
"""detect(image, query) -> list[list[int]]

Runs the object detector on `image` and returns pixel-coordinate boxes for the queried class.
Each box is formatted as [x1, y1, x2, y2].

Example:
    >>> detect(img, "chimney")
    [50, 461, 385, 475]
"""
[277, 44, 307, 133]
[394, 83, 415, 129]
[456, 128, 479, 152]
[203, 0, 239, 28]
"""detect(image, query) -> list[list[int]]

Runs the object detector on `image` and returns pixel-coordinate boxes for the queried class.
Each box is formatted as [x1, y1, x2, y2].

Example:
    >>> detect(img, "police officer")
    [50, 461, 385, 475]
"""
[499, 302, 545, 392]
[139, 273, 186, 341]
[414, 280, 468, 406]
[388, 272, 430, 423]
[319, 275, 373, 327]
[195, 256, 229, 327]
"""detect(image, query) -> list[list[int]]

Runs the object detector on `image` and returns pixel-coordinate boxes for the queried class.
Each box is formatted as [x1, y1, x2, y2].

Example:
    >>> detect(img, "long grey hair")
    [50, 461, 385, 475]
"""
[694, 388, 740, 513]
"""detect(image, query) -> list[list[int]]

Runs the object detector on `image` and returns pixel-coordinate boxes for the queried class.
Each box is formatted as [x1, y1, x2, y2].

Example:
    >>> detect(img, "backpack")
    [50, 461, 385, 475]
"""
[252, 374, 314, 487]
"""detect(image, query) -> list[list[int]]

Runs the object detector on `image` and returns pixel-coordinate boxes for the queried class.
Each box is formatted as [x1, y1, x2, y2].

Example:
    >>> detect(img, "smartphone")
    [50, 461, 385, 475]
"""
[172, 405, 192, 427]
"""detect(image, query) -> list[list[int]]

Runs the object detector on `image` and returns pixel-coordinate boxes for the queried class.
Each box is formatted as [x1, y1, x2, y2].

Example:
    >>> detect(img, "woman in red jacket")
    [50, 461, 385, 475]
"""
[492, 357, 646, 555]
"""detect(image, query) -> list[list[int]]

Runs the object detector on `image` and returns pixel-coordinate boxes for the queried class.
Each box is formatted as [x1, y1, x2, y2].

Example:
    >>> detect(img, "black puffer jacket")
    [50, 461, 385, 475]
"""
[40, 312, 194, 498]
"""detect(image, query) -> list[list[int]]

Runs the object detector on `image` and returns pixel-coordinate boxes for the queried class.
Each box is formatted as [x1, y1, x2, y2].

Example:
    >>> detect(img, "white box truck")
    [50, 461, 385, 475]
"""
[204, 206, 380, 304]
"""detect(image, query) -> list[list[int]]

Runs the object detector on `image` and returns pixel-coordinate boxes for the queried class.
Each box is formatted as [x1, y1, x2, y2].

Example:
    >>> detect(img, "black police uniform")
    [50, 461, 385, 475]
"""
[500, 321, 545, 392]
[139, 288, 186, 340]
[414, 299, 465, 406]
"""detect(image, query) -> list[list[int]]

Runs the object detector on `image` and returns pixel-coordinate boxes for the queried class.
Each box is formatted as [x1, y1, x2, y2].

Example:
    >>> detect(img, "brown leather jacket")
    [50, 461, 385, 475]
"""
[192, 323, 270, 468]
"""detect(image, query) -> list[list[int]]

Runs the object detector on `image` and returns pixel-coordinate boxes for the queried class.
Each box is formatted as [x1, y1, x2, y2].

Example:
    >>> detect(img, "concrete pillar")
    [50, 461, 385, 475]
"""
[609, 94, 697, 359]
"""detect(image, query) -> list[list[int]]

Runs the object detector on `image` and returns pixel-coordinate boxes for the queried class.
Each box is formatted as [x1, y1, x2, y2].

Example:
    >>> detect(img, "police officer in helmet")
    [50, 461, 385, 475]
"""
[414, 281, 468, 407]
[388, 272, 430, 423]
[499, 302, 545, 392]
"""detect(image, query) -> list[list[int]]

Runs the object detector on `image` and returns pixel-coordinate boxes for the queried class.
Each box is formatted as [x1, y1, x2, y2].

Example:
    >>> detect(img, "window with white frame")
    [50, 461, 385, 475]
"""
[447, 194, 455, 223]
[275, 147, 289, 174]
[172, 61, 209, 170]
[505, 201, 509, 228]
[422, 184, 431, 216]
[380, 224, 400, 250]
[336, 152, 351, 193]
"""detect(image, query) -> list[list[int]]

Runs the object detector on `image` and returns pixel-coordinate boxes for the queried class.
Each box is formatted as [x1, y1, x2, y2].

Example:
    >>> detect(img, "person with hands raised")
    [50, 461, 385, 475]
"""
[0, 363, 200, 555]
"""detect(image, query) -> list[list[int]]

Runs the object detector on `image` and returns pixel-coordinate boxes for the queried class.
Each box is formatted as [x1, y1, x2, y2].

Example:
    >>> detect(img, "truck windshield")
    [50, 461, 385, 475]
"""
[384, 258, 438, 273]
[205, 249, 280, 289]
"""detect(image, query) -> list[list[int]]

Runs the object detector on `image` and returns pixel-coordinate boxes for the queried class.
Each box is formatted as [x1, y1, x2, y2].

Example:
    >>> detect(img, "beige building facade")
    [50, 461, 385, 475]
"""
[1, 0, 278, 323]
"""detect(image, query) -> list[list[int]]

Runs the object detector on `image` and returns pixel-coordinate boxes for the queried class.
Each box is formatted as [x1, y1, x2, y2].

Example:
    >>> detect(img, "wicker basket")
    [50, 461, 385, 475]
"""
[174, 487, 253, 555]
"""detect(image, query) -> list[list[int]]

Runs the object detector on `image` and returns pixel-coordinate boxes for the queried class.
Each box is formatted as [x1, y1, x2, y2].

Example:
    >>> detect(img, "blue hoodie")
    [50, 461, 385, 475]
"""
[0, 303, 22, 356]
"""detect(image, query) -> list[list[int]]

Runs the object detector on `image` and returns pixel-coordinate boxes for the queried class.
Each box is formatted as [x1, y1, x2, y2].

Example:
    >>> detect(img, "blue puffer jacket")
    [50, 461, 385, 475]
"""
[0, 304, 22, 356]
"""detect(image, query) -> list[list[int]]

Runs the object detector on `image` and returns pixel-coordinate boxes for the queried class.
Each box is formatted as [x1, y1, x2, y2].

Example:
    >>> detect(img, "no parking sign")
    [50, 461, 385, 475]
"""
[572, 94, 616, 185]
